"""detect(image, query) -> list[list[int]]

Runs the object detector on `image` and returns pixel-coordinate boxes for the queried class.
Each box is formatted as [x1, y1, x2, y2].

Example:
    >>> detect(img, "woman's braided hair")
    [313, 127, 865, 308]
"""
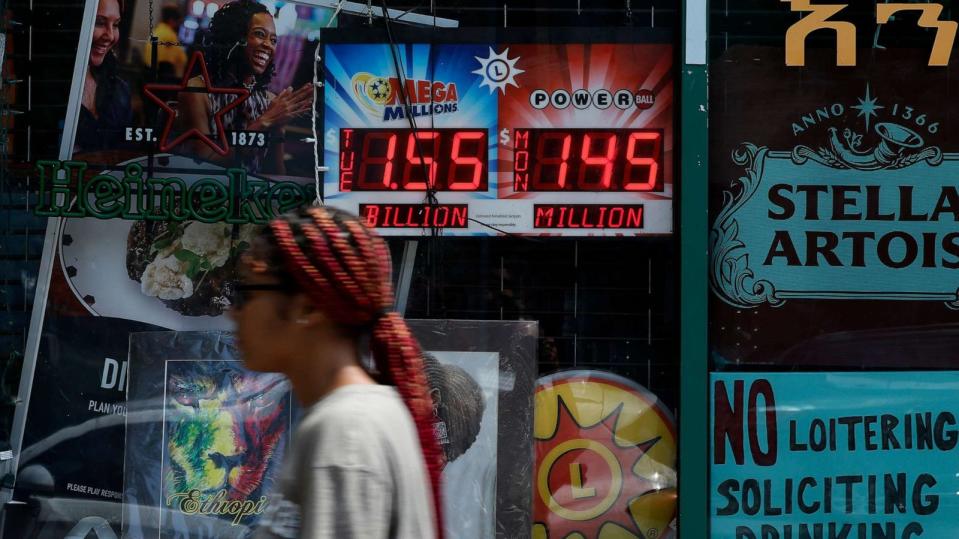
[421, 352, 485, 463]
[263, 206, 443, 538]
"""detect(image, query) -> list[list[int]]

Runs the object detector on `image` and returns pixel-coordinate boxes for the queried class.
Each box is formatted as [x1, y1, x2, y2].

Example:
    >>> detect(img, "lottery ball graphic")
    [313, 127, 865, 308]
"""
[366, 77, 393, 104]
[533, 371, 677, 539]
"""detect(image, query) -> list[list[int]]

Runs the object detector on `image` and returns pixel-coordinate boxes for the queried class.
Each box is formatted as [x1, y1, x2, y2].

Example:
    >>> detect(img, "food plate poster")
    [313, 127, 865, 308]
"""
[711, 372, 959, 538]
[14, 0, 334, 534]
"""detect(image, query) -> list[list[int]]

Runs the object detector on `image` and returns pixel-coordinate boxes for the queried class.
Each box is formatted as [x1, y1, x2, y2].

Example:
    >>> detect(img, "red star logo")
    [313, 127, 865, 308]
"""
[143, 51, 250, 156]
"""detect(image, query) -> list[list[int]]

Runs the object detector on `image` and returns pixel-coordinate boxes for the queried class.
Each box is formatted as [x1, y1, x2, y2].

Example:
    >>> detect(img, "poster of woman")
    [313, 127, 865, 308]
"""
[71, 0, 333, 178]
[38, 0, 338, 333]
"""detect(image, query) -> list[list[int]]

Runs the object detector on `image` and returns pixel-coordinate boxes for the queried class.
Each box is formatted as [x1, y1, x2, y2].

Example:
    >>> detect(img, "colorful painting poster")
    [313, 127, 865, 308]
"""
[711, 372, 959, 538]
[533, 370, 677, 539]
[122, 334, 522, 539]
[123, 332, 293, 539]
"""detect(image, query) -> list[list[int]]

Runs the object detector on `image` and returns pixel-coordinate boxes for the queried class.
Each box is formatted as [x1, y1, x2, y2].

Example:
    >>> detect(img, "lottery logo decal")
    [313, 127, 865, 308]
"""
[533, 371, 677, 539]
[473, 47, 524, 94]
[350, 72, 460, 121]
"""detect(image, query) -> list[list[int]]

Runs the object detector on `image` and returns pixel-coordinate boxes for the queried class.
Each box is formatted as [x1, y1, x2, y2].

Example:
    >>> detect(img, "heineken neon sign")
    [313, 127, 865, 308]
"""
[34, 160, 314, 224]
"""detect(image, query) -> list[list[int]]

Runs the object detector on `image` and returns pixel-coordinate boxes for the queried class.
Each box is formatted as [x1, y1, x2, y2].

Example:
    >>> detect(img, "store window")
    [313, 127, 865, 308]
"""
[709, 3, 959, 537]
[2, 0, 682, 538]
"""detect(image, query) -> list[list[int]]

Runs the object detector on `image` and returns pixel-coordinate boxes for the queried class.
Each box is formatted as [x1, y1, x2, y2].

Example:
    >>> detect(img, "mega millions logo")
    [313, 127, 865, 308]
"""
[351, 72, 459, 122]
[534, 371, 677, 539]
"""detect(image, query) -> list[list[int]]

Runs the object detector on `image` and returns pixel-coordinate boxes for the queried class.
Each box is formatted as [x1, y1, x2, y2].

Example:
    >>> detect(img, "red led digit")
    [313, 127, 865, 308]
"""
[578, 133, 617, 190]
[345, 128, 487, 191]
[448, 131, 485, 190]
[357, 132, 397, 189]
[533, 132, 571, 190]
[623, 131, 661, 191]
[402, 131, 439, 190]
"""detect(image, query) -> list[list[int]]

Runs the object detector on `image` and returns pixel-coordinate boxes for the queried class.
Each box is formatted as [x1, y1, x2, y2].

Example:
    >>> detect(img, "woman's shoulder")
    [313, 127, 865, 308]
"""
[186, 76, 206, 88]
[300, 386, 412, 441]
[309, 385, 406, 424]
[297, 386, 410, 469]
[181, 77, 212, 112]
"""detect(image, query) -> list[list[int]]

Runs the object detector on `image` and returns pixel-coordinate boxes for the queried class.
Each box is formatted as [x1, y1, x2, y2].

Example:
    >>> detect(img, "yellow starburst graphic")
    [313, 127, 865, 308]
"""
[534, 372, 677, 539]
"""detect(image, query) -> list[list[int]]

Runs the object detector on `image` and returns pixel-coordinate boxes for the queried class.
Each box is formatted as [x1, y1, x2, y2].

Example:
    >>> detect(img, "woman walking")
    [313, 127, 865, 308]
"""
[232, 206, 443, 539]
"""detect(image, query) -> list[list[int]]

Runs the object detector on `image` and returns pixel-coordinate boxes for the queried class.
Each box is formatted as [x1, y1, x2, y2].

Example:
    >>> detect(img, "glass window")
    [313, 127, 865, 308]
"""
[709, 3, 959, 537]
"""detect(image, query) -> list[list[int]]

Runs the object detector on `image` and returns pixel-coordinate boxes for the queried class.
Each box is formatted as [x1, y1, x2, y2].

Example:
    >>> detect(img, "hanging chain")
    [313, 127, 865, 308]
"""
[142, 0, 186, 49]
[136, 38, 185, 47]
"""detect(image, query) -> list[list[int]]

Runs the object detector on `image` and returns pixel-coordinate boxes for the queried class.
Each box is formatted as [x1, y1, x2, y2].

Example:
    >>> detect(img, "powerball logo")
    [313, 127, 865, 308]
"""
[351, 72, 459, 121]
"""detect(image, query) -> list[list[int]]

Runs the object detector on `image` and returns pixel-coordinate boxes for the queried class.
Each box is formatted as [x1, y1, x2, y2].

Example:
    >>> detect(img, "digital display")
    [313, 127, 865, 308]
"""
[513, 129, 664, 192]
[340, 128, 488, 192]
[533, 204, 644, 229]
[323, 38, 674, 236]
[359, 203, 469, 228]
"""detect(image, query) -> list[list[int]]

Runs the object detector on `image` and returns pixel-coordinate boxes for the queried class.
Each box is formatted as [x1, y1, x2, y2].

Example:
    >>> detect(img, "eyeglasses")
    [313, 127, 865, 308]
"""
[231, 283, 293, 310]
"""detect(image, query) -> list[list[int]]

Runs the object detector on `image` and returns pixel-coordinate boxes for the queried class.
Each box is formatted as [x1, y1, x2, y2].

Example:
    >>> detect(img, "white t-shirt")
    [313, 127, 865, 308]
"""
[253, 384, 437, 539]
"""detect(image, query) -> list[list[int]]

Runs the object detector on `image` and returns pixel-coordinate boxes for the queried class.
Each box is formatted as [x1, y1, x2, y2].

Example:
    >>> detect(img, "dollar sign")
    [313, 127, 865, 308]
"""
[499, 128, 510, 145]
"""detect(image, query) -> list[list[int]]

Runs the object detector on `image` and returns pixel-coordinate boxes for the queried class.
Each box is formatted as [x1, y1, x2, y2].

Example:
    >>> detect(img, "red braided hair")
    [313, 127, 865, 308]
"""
[265, 206, 444, 538]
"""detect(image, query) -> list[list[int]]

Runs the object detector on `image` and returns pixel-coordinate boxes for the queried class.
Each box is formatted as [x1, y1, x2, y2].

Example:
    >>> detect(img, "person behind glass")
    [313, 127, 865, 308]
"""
[142, 5, 187, 80]
[178, 0, 311, 174]
[75, 0, 132, 154]
[232, 206, 443, 539]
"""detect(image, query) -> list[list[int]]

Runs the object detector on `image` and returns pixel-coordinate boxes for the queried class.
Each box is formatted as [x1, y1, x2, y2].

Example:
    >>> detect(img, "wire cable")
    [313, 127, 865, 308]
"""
[379, 0, 440, 238]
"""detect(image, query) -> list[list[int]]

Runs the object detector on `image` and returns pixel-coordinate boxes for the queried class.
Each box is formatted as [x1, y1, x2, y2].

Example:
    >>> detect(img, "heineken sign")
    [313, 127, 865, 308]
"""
[34, 160, 314, 224]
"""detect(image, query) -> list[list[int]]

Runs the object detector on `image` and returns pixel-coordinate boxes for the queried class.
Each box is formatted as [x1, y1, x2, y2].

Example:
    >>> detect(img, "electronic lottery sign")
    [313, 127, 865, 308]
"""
[321, 29, 674, 236]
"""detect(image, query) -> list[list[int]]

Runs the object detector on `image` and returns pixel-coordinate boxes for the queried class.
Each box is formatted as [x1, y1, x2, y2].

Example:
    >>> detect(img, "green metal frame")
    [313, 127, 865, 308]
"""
[679, 0, 709, 537]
